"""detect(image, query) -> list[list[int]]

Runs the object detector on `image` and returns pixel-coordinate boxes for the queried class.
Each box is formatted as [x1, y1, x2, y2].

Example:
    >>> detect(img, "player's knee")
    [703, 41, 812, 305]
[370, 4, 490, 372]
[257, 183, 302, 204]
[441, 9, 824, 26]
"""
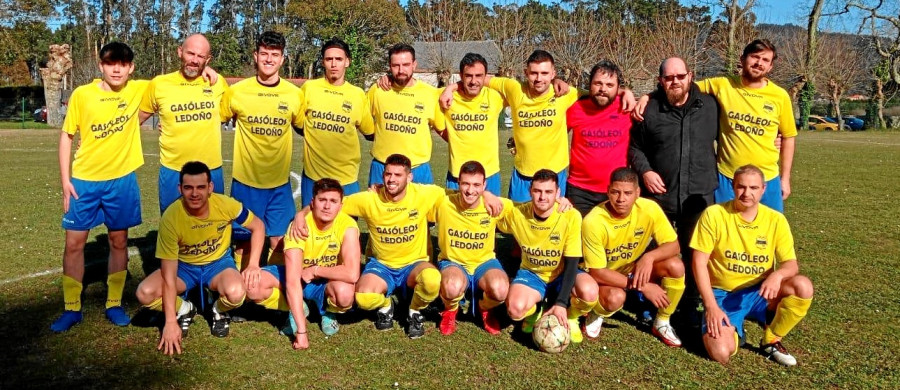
[600, 288, 626, 310]
[329, 282, 355, 308]
[787, 275, 814, 298]
[222, 282, 246, 303]
[664, 257, 685, 278]
[107, 234, 128, 252]
[506, 300, 531, 320]
[574, 280, 599, 302]
[355, 292, 385, 311]
[441, 277, 465, 300]
[245, 287, 268, 302]
[416, 268, 441, 294]
[485, 279, 509, 302]
[705, 339, 734, 365]
[64, 236, 86, 254]
[135, 281, 158, 304]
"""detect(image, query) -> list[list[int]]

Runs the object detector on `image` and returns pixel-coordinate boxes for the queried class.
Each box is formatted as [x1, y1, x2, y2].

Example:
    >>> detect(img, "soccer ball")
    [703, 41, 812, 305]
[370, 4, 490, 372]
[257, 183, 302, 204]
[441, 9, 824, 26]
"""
[532, 314, 570, 353]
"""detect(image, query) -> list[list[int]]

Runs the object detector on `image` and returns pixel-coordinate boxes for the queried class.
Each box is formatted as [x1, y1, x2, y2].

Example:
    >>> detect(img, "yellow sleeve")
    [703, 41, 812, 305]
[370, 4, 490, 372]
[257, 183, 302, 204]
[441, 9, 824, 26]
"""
[422, 184, 446, 208]
[773, 214, 797, 263]
[139, 78, 158, 113]
[778, 92, 798, 137]
[427, 194, 445, 223]
[650, 205, 678, 245]
[431, 89, 446, 132]
[291, 88, 305, 128]
[283, 221, 308, 251]
[341, 192, 370, 218]
[563, 210, 583, 257]
[562, 88, 579, 107]
[690, 208, 717, 253]
[488, 77, 519, 101]
[223, 195, 255, 228]
[695, 78, 714, 95]
[581, 215, 608, 269]
[366, 86, 378, 117]
[358, 95, 375, 135]
[155, 213, 180, 260]
[220, 87, 236, 121]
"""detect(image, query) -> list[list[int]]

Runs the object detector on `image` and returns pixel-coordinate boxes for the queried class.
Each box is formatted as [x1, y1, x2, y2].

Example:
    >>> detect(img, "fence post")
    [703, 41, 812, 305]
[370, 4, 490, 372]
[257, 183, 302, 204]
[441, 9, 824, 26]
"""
[21, 97, 25, 129]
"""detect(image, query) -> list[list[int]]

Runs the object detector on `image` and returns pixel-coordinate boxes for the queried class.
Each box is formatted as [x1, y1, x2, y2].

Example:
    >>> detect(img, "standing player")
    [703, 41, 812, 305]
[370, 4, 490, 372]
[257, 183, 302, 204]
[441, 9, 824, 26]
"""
[430, 161, 513, 335]
[53, 42, 147, 332]
[247, 178, 360, 345]
[566, 60, 632, 216]
[438, 53, 505, 195]
[366, 44, 443, 186]
[499, 169, 598, 343]
[580, 168, 686, 347]
[298, 38, 375, 207]
[140, 34, 229, 213]
[691, 164, 813, 366]
[220, 31, 303, 267]
[135, 162, 265, 355]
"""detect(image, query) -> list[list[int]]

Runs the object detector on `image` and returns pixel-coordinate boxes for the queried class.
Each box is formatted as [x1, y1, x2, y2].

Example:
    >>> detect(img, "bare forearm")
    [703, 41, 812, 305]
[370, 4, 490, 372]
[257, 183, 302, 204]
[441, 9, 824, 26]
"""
[314, 265, 359, 284]
[58, 132, 73, 182]
[590, 268, 629, 289]
[780, 136, 795, 179]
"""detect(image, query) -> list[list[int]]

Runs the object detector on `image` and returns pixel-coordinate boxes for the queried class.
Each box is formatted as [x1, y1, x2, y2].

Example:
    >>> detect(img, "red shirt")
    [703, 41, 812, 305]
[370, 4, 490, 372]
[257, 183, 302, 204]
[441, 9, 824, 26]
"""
[566, 96, 632, 193]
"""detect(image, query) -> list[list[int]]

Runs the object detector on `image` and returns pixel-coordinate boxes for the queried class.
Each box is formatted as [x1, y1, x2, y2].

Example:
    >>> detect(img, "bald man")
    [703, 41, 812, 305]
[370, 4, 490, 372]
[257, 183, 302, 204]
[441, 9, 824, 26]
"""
[140, 34, 230, 213]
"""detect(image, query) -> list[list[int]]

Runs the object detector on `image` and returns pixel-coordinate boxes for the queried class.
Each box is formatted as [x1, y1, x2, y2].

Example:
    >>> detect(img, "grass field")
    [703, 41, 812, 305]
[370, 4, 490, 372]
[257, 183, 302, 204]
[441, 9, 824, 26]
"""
[1, 128, 898, 389]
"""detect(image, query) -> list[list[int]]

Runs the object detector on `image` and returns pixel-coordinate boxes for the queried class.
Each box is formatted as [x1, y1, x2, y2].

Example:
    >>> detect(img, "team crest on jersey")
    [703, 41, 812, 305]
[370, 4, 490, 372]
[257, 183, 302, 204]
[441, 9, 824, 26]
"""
[203, 87, 214, 97]
[480, 102, 489, 112]
[277, 101, 289, 114]
[548, 97, 556, 106]
[408, 209, 419, 220]
[414, 102, 425, 113]
[217, 223, 228, 233]
[549, 232, 561, 245]
[763, 102, 775, 113]
[342, 100, 352, 113]
[755, 236, 767, 249]
[328, 241, 338, 251]
[479, 216, 491, 228]
[117, 100, 127, 110]
[634, 227, 645, 238]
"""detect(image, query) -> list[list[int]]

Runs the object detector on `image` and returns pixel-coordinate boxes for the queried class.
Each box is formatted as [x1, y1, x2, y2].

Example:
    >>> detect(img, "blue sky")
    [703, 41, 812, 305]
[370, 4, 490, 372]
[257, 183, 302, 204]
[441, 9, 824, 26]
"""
[683, 0, 870, 33]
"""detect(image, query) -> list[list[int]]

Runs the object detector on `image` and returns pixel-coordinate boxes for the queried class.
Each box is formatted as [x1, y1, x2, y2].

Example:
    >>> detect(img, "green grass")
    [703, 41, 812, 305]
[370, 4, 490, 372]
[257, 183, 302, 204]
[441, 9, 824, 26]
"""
[1, 128, 899, 388]
[0, 120, 55, 129]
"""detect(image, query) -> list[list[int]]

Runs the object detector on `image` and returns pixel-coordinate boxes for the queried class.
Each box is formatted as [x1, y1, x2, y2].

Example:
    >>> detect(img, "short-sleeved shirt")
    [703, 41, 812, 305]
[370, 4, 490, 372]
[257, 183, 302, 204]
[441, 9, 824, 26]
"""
[283, 212, 358, 268]
[140, 71, 228, 170]
[430, 194, 514, 274]
[690, 201, 797, 292]
[63, 79, 148, 181]
[367, 82, 443, 167]
[497, 203, 582, 283]
[220, 77, 303, 188]
[581, 198, 678, 273]
[300, 78, 375, 185]
[566, 96, 632, 192]
[340, 183, 445, 269]
[442, 88, 505, 177]
[488, 77, 579, 176]
[156, 193, 254, 265]
[696, 76, 797, 181]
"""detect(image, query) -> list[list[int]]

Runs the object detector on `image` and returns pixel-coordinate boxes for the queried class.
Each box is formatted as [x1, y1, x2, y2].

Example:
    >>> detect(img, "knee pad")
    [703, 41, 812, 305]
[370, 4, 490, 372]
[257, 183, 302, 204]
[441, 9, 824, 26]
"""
[415, 268, 441, 295]
[355, 292, 388, 311]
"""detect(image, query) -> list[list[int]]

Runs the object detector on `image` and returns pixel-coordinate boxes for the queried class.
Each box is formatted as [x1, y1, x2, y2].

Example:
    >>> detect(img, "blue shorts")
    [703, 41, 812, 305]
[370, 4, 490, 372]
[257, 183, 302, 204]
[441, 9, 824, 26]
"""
[508, 168, 568, 203]
[715, 173, 784, 212]
[362, 258, 425, 297]
[176, 252, 238, 292]
[230, 179, 296, 239]
[701, 284, 769, 338]
[438, 259, 504, 314]
[159, 165, 224, 213]
[368, 159, 433, 186]
[445, 172, 501, 196]
[511, 268, 563, 300]
[262, 264, 329, 315]
[300, 173, 360, 208]
[62, 172, 142, 231]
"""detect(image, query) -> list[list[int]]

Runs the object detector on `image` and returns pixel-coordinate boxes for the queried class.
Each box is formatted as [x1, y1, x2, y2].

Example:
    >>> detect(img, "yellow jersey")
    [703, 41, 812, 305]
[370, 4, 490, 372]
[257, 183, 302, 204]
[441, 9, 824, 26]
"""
[488, 77, 578, 175]
[283, 212, 358, 268]
[690, 201, 797, 292]
[367, 81, 444, 167]
[442, 88, 505, 177]
[498, 203, 582, 282]
[63, 79, 148, 181]
[581, 198, 678, 274]
[341, 183, 445, 269]
[156, 193, 255, 265]
[220, 77, 303, 188]
[299, 78, 375, 185]
[140, 71, 228, 170]
[696, 76, 798, 181]
[430, 194, 515, 274]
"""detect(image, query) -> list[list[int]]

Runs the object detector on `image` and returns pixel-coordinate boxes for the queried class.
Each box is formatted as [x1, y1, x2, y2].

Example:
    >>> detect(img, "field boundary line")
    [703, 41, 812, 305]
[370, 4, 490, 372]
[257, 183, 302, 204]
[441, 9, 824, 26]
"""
[1, 246, 150, 286]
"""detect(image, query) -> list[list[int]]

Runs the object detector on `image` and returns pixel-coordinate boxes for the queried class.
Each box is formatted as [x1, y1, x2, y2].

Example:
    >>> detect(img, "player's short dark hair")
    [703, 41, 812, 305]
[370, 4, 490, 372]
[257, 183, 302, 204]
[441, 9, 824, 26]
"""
[459, 53, 488, 74]
[609, 167, 639, 186]
[458, 160, 486, 179]
[526, 50, 555, 66]
[733, 164, 765, 182]
[321, 37, 351, 59]
[257, 31, 286, 53]
[312, 178, 344, 199]
[589, 60, 624, 87]
[531, 169, 558, 188]
[385, 154, 412, 172]
[179, 161, 211, 183]
[741, 39, 778, 61]
[388, 43, 415, 61]
[98, 42, 134, 64]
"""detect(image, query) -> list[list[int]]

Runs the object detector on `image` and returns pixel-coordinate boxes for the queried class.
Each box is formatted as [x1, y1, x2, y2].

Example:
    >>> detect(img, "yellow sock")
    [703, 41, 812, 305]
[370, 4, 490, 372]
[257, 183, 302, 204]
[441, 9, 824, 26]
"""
[657, 276, 685, 321]
[568, 297, 598, 319]
[765, 295, 812, 344]
[258, 288, 289, 311]
[410, 268, 441, 311]
[105, 270, 127, 309]
[62, 275, 83, 312]
[443, 292, 464, 312]
[215, 294, 245, 313]
[479, 295, 503, 311]
[513, 304, 537, 321]
[233, 248, 245, 270]
[355, 292, 390, 311]
[267, 248, 285, 266]
[144, 296, 184, 313]
[325, 297, 350, 313]
[593, 302, 620, 318]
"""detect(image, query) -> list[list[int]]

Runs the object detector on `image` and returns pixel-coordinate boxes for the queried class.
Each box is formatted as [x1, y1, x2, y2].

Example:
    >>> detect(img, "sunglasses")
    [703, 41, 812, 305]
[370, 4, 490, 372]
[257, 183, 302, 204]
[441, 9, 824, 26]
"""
[661, 73, 689, 82]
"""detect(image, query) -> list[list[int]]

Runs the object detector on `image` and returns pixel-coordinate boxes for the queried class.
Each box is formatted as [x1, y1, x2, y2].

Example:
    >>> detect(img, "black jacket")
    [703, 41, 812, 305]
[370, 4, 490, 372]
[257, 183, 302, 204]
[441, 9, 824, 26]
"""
[629, 83, 719, 216]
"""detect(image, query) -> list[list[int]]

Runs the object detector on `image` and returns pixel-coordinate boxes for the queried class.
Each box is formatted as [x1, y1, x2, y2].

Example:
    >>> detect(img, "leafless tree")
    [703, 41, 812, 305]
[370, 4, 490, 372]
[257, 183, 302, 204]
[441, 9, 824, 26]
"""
[816, 35, 868, 129]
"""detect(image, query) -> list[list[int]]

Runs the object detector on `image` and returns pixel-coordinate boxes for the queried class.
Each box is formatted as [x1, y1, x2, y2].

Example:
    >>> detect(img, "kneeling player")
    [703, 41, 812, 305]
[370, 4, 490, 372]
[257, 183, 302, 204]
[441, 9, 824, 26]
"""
[247, 179, 361, 347]
[135, 162, 265, 355]
[691, 165, 813, 366]
[431, 161, 513, 335]
[581, 168, 685, 346]
[499, 169, 598, 343]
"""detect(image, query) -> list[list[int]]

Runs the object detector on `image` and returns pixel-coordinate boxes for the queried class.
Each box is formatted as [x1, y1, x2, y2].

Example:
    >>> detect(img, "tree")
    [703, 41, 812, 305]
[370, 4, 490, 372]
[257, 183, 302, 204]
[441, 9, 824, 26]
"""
[848, 0, 900, 128]
[485, 0, 543, 77]
[816, 35, 867, 130]
[544, 4, 605, 87]
[706, 0, 758, 74]
[407, 0, 489, 85]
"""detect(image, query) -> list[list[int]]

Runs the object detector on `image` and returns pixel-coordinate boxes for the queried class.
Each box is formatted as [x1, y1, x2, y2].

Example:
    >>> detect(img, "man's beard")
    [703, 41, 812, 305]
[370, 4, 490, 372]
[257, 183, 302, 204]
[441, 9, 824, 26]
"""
[665, 86, 688, 106]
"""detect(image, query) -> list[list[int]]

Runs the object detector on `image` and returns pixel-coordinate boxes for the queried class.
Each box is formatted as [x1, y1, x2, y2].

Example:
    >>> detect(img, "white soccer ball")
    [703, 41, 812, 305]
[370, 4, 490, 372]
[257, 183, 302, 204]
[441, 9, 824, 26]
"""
[532, 314, 570, 353]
